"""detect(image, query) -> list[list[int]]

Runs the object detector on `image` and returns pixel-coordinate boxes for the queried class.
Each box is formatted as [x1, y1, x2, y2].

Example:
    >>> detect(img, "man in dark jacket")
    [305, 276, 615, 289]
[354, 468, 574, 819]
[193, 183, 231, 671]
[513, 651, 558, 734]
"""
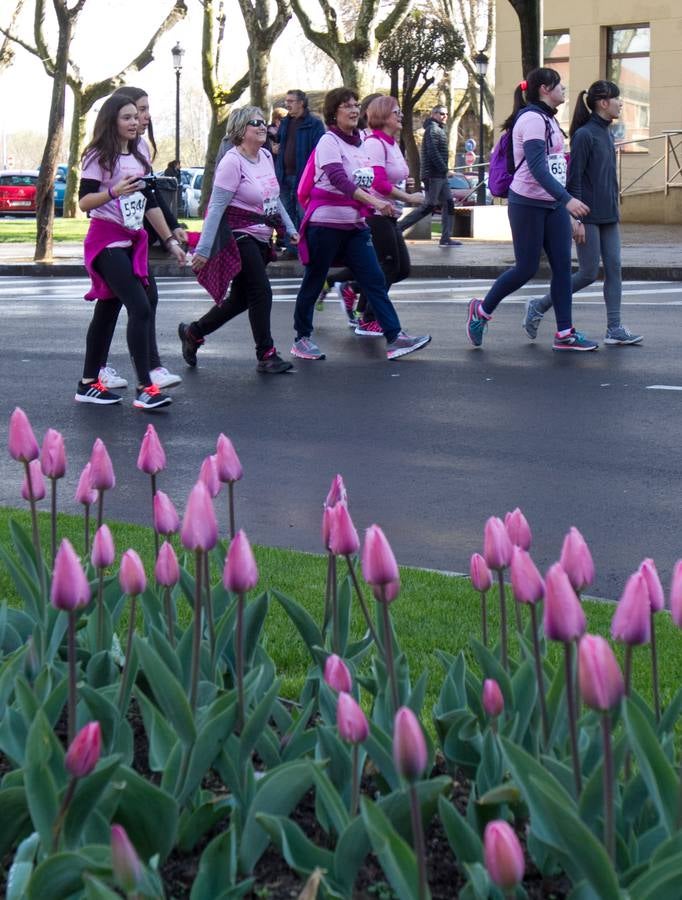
[399, 106, 460, 247]
[275, 89, 326, 257]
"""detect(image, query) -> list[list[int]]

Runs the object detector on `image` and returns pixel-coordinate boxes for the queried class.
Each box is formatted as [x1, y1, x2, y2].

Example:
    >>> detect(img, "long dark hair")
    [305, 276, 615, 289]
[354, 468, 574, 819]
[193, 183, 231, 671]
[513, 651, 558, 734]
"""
[569, 80, 619, 138]
[112, 85, 157, 161]
[502, 67, 562, 131]
[81, 93, 151, 175]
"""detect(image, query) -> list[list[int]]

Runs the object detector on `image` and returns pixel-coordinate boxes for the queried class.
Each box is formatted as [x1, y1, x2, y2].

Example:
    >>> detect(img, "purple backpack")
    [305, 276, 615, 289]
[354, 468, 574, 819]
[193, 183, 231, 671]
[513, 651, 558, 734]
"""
[488, 109, 553, 198]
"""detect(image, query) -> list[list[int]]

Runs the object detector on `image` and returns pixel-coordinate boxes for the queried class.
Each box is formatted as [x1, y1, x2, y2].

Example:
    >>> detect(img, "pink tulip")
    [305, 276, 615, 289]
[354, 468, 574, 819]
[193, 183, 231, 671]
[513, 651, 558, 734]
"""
[578, 634, 624, 711]
[40, 428, 66, 479]
[510, 547, 544, 604]
[223, 530, 258, 593]
[483, 517, 513, 570]
[611, 571, 651, 645]
[325, 474, 347, 508]
[111, 824, 143, 892]
[393, 707, 427, 782]
[51, 539, 91, 611]
[91, 524, 115, 569]
[65, 721, 101, 778]
[670, 560, 682, 628]
[75, 462, 96, 506]
[560, 527, 594, 593]
[543, 563, 586, 642]
[181, 481, 218, 552]
[136, 424, 166, 475]
[8, 407, 39, 462]
[484, 820, 525, 890]
[21, 459, 45, 501]
[89, 439, 115, 491]
[199, 454, 222, 498]
[153, 490, 179, 536]
[119, 549, 146, 597]
[215, 434, 243, 482]
[362, 525, 399, 589]
[504, 508, 531, 550]
[322, 505, 333, 550]
[324, 654, 353, 693]
[482, 679, 504, 718]
[155, 540, 179, 587]
[382, 579, 401, 603]
[337, 691, 369, 744]
[329, 503, 360, 556]
[470, 553, 492, 592]
[639, 558, 665, 612]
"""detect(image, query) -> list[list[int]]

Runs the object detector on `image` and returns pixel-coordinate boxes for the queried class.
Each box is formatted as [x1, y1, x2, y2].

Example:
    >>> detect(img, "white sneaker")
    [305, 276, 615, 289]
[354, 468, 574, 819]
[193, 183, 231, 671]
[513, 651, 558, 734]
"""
[98, 366, 128, 389]
[150, 366, 183, 388]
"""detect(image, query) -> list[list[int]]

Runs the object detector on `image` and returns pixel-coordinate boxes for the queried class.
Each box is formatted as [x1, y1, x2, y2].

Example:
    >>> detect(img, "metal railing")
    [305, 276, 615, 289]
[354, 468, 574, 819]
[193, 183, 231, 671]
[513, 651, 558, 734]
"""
[616, 130, 682, 198]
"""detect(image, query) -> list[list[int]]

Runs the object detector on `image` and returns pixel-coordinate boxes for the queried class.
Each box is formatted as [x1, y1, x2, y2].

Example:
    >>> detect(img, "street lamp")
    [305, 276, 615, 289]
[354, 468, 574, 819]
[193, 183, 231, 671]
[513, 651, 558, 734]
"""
[474, 50, 489, 206]
[171, 41, 185, 165]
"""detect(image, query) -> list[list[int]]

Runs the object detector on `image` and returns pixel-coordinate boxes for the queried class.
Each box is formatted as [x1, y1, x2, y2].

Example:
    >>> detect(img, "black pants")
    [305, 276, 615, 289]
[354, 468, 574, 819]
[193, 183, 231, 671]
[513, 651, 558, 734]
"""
[83, 248, 154, 386]
[98, 272, 161, 371]
[191, 235, 275, 359]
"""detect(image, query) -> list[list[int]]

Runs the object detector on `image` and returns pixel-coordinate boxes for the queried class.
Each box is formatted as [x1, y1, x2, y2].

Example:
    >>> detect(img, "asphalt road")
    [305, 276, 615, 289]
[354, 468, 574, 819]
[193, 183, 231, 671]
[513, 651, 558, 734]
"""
[1, 272, 681, 602]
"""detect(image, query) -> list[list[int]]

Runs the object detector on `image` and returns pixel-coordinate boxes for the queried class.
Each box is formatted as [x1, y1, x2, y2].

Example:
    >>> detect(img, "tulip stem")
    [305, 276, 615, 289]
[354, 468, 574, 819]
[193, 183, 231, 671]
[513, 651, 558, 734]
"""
[408, 783, 428, 900]
[496, 570, 508, 672]
[67, 611, 77, 745]
[236, 592, 245, 731]
[564, 642, 582, 797]
[601, 711, 615, 863]
[97, 490, 104, 530]
[380, 596, 399, 714]
[323, 552, 332, 634]
[189, 551, 203, 715]
[514, 597, 523, 634]
[480, 590, 488, 647]
[51, 776, 77, 852]
[650, 611, 660, 722]
[624, 644, 633, 781]
[151, 474, 159, 560]
[164, 585, 175, 648]
[23, 460, 46, 611]
[351, 744, 360, 816]
[83, 504, 91, 556]
[529, 604, 549, 746]
[345, 555, 380, 647]
[228, 482, 235, 540]
[203, 554, 215, 670]
[96, 566, 105, 653]
[331, 554, 339, 653]
[117, 595, 137, 716]
[50, 477, 57, 566]
[677, 757, 682, 830]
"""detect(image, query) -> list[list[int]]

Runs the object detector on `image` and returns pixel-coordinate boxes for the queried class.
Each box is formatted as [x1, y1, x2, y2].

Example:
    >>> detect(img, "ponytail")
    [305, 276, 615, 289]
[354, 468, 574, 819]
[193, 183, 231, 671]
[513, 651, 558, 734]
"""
[501, 67, 562, 132]
[502, 84, 527, 132]
[569, 80, 620, 139]
[569, 91, 591, 138]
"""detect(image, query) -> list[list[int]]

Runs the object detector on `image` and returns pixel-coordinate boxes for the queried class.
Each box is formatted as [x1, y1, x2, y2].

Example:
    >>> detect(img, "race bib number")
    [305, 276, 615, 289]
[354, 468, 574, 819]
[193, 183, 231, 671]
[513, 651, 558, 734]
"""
[352, 167, 374, 189]
[548, 153, 567, 187]
[263, 196, 278, 217]
[119, 191, 146, 230]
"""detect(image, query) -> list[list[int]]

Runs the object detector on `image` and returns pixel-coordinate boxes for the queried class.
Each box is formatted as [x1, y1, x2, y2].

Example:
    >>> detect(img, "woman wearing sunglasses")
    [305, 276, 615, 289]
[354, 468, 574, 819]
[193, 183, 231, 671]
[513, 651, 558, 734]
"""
[178, 106, 297, 373]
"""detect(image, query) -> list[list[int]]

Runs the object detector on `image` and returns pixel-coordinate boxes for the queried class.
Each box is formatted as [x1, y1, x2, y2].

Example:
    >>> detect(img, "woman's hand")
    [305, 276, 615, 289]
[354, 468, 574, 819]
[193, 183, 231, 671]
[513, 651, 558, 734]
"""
[113, 175, 144, 198]
[407, 192, 425, 206]
[167, 240, 186, 265]
[572, 219, 586, 245]
[566, 197, 589, 218]
[374, 198, 395, 217]
[289, 232, 300, 245]
[191, 253, 208, 273]
[173, 226, 188, 246]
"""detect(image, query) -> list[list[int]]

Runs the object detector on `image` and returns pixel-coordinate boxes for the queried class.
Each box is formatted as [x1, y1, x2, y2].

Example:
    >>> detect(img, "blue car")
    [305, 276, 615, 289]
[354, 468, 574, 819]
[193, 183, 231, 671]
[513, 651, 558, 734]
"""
[53, 164, 67, 215]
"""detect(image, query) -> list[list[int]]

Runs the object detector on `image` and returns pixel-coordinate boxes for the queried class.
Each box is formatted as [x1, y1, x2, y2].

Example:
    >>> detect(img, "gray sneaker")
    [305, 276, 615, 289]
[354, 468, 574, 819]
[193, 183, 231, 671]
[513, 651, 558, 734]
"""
[522, 298, 544, 340]
[291, 337, 326, 360]
[604, 325, 643, 345]
[386, 331, 431, 360]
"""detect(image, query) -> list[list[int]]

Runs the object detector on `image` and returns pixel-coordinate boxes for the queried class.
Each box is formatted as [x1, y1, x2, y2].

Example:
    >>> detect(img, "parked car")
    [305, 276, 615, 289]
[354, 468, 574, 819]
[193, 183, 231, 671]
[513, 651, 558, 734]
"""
[448, 173, 492, 206]
[0, 170, 39, 215]
[181, 167, 204, 218]
[53, 164, 68, 215]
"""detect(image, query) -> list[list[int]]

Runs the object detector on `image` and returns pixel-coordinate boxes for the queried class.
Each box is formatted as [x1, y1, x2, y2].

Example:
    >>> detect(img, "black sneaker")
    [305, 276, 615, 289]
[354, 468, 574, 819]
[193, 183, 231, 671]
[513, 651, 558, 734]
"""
[257, 349, 294, 374]
[178, 322, 204, 367]
[75, 379, 122, 405]
[133, 384, 172, 410]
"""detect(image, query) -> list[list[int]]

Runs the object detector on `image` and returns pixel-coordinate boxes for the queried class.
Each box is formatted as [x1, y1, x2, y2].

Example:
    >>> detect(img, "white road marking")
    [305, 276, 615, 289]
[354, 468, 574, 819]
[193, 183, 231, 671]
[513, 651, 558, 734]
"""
[646, 385, 682, 391]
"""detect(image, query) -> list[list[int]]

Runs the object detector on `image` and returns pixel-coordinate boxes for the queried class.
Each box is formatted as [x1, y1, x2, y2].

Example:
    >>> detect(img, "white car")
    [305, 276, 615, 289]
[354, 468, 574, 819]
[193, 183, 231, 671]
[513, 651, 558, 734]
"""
[181, 167, 204, 218]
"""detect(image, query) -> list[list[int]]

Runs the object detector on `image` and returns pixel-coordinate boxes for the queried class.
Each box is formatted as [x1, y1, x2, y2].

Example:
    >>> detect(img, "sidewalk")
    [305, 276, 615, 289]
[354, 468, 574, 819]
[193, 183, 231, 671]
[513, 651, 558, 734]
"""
[1, 222, 681, 280]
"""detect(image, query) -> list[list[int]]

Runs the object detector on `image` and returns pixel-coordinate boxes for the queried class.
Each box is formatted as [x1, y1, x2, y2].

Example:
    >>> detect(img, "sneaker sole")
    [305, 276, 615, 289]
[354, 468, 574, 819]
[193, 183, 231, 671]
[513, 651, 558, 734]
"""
[466, 300, 485, 347]
[290, 349, 325, 360]
[178, 324, 199, 367]
[133, 397, 173, 409]
[152, 376, 183, 388]
[604, 336, 643, 345]
[387, 335, 431, 360]
[552, 343, 599, 352]
[100, 381, 128, 389]
[75, 394, 122, 405]
[355, 329, 384, 338]
[522, 302, 543, 340]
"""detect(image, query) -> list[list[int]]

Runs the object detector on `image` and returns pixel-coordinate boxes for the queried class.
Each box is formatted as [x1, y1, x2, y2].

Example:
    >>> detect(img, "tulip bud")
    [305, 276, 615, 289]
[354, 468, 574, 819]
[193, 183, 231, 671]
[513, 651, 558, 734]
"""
[181, 481, 218, 552]
[155, 540, 179, 587]
[670, 560, 682, 628]
[8, 407, 39, 463]
[393, 707, 427, 782]
[329, 503, 360, 556]
[119, 549, 146, 597]
[215, 434, 243, 482]
[40, 428, 66, 479]
[337, 692, 369, 744]
[321, 505, 333, 551]
[324, 654, 352, 693]
[639, 558, 664, 613]
[484, 820, 525, 891]
[199, 454, 222, 498]
[325, 474, 347, 509]
[223, 530, 258, 593]
[543, 563, 586, 642]
[559, 527, 594, 593]
[51, 539, 91, 611]
[136, 424, 166, 475]
[153, 490, 179, 536]
[470, 553, 492, 593]
[611, 571, 651, 645]
[482, 679, 504, 718]
[65, 721, 101, 778]
[504, 508, 531, 550]
[75, 462, 96, 506]
[21, 459, 45, 501]
[362, 525, 399, 589]
[510, 547, 544, 604]
[89, 438, 115, 491]
[111, 824, 143, 892]
[382, 579, 400, 603]
[483, 517, 513, 570]
[578, 634, 624, 711]
[91, 524, 115, 569]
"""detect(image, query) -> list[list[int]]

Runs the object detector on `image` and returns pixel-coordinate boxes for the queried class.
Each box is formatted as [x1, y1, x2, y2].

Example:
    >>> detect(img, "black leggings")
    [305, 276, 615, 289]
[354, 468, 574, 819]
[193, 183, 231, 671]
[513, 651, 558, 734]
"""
[98, 273, 161, 371]
[191, 235, 274, 360]
[82, 248, 154, 386]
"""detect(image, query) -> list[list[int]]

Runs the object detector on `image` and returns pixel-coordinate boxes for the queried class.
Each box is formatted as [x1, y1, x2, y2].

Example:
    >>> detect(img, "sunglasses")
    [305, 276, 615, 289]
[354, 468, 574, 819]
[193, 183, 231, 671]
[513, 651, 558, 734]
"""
[247, 119, 266, 127]
[392, 109, 403, 116]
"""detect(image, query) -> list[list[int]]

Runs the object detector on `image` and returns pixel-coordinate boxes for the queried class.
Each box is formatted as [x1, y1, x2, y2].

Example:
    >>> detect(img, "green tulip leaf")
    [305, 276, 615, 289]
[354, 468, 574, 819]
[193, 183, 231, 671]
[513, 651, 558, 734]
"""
[82, 874, 122, 900]
[179, 698, 237, 805]
[627, 854, 682, 899]
[360, 796, 428, 900]
[6, 831, 39, 900]
[190, 825, 240, 898]
[281, 698, 317, 763]
[134, 636, 196, 747]
[312, 766, 351, 837]
[244, 592, 269, 665]
[470, 638, 513, 707]
[657, 684, 682, 735]
[239, 677, 280, 768]
[0, 786, 31, 858]
[134, 687, 178, 772]
[272, 590, 324, 656]
[110, 765, 178, 861]
[256, 812, 336, 877]
[27, 849, 110, 900]
[24, 758, 59, 853]
[178, 794, 233, 853]
[437, 794, 483, 865]
[63, 755, 121, 848]
[0, 540, 40, 620]
[462, 862, 491, 900]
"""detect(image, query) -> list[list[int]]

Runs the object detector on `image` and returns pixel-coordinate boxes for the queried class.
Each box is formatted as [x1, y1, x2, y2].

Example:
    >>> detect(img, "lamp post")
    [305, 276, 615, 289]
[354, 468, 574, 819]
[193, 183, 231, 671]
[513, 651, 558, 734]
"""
[171, 42, 185, 165]
[474, 50, 489, 206]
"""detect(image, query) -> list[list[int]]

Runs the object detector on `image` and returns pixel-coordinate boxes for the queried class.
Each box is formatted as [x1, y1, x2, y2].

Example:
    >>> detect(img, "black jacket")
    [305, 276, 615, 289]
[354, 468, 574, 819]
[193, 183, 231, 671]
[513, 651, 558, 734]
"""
[420, 117, 448, 179]
[567, 113, 619, 224]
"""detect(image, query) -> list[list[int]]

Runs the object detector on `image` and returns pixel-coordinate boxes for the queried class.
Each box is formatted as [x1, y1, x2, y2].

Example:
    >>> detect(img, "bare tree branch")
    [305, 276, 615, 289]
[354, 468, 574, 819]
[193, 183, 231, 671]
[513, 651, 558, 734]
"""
[0, 0, 25, 73]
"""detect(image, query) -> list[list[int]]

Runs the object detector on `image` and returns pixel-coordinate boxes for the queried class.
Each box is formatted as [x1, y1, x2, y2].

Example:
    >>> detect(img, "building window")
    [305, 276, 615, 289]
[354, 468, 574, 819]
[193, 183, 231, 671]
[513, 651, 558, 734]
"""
[544, 31, 570, 130]
[606, 25, 650, 152]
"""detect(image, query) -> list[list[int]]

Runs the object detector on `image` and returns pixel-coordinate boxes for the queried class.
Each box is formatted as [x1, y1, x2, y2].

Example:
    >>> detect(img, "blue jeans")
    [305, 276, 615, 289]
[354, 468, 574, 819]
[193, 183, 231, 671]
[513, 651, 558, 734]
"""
[482, 201, 573, 332]
[294, 225, 402, 342]
[279, 175, 302, 251]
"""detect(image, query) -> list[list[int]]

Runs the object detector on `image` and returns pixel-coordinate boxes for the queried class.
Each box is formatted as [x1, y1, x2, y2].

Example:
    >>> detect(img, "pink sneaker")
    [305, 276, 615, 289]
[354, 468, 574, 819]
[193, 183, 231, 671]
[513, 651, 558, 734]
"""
[354, 319, 383, 337]
[335, 282, 358, 326]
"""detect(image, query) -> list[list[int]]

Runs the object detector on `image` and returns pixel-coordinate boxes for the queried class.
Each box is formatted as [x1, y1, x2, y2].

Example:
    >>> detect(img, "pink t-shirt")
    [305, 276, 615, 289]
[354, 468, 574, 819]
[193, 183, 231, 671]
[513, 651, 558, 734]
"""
[311, 132, 374, 227]
[510, 111, 565, 202]
[214, 147, 279, 241]
[365, 133, 409, 189]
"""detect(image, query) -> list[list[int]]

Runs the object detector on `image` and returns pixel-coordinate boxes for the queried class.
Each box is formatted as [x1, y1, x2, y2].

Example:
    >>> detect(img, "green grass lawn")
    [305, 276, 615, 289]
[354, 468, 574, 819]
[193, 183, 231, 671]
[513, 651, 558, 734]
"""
[0, 218, 204, 243]
[1, 506, 680, 723]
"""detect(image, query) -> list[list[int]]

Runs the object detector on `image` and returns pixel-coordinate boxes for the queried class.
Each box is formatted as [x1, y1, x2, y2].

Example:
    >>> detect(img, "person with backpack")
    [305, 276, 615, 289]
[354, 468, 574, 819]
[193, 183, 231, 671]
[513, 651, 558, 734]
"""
[466, 67, 598, 351]
[522, 81, 642, 345]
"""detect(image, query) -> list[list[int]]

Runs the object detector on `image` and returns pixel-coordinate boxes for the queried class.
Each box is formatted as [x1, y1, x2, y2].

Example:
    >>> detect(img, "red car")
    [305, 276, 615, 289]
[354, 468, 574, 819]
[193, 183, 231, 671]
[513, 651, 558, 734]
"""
[0, 170, 39, 215]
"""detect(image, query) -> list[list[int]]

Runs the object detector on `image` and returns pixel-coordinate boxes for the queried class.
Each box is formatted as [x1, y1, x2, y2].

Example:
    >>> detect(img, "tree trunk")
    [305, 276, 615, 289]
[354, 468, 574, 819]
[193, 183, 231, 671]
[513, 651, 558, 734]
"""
[64, 89, 86, 219]
[401, 97, 420, 182]
[508, 0, 541, 75]
[247, 43, 270, 112]
[201, 107, 230, 210]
